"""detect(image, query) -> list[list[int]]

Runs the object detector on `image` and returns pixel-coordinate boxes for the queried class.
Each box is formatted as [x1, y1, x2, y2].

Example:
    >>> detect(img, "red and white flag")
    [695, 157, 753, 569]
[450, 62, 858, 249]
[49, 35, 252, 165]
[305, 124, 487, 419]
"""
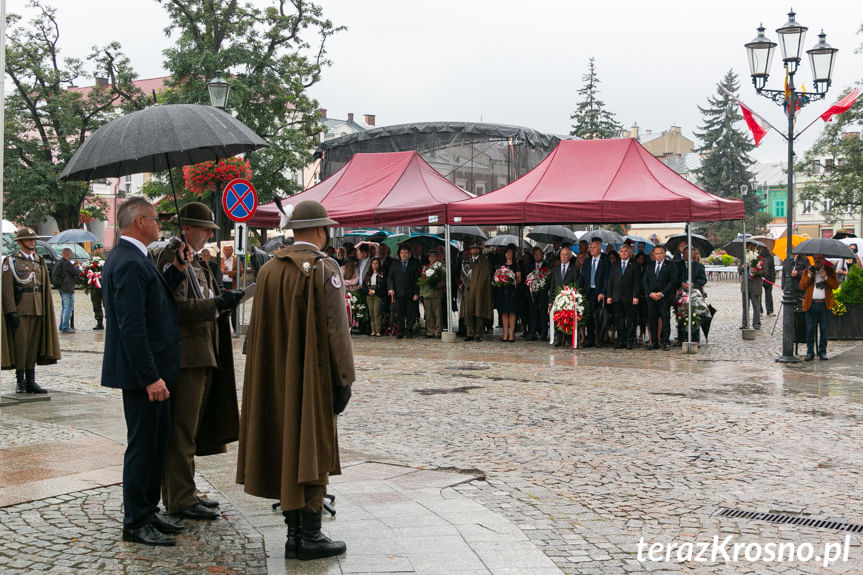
[720, 86, 770, 146]
[820, 88, 861, 123]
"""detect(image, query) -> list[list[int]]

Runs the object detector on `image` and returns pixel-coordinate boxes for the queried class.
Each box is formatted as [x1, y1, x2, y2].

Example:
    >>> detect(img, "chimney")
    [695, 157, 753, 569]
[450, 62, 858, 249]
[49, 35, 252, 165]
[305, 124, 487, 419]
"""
[317, 108, 327, 119]
[95, 76, 108, 87]
[670, 125, 681, 134]
[347, 113, 354, 123]
[364, 114, 376, 126]
[630, 123, 639, 139]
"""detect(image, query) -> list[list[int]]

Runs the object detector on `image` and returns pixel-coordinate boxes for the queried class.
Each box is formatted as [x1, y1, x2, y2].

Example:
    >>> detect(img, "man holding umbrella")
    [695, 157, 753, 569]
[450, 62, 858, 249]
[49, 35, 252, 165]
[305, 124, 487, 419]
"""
[799, 253, 839, 361]
[2, 227, 61, 393]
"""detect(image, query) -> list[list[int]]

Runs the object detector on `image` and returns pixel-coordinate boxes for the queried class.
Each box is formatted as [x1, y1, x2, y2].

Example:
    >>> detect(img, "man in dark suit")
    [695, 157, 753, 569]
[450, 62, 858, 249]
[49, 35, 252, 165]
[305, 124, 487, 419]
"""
[549, 245, 579, 346]
[643, 245, 677, 351]
[676, 246, 708, 345]
[526, 246, 550, 341]
[101, 197, 189, 546]
[578, 238, 610, 347]
[606, 242, 642, 349]
[387, 244, 420, 338]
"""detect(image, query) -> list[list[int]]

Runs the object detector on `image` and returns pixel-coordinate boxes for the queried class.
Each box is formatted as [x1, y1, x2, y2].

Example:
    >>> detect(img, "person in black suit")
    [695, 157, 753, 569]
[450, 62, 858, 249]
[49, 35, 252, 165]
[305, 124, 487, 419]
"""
[101, 197, 190, 546]
[676, 246, 708, 345]
[525, 246, 550, 341]
[642, 245, 677, 351]
[606, 242, 642, 349]
[578, 238, 610, 347]
[387, 244, 420, 338]
[549, 245, 579, 346]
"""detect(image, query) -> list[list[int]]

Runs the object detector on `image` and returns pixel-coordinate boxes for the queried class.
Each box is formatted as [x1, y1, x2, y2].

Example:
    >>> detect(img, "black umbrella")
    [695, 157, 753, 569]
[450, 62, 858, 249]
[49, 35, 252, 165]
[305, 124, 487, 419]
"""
[665, 233, 714, 258]
[47, 229, 100, 244]
[60, 104, 268, 251]
[701, 304, 717, 342]
[583, 229, 622, 245]
[448, 226, 488, 241]
[832, 231, 857, 240]
[527, 225, 577, 244]
[792, 238, 855, 259]
[485, 234, 530, 249]
[721, 238, 767, 260]
[263, 235, 292, 253]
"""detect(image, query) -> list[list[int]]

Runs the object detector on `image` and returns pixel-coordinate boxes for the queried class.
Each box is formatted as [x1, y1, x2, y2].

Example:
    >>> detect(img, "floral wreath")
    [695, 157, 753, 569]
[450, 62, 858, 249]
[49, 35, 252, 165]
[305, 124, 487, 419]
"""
[550, 285, 584, 337]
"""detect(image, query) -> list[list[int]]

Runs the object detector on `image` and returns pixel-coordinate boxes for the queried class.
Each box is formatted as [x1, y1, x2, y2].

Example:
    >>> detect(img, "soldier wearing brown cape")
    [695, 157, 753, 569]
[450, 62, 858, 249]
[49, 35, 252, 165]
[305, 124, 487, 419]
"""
[2, 227, 61, 393]
[237, 200, 354, 561]
[460, 240, 493, 341]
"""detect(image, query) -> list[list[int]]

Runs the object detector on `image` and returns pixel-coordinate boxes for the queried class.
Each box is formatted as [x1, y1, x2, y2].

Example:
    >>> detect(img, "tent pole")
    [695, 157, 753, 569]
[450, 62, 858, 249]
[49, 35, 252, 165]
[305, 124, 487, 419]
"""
[742, 221, 750, 330]
[445, 223, 453, 334]
[687, 224, 692, 350]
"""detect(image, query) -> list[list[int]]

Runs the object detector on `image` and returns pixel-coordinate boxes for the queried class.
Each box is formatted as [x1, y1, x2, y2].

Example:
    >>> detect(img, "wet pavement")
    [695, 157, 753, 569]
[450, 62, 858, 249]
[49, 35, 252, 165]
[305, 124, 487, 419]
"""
[1, 280, 862, 573]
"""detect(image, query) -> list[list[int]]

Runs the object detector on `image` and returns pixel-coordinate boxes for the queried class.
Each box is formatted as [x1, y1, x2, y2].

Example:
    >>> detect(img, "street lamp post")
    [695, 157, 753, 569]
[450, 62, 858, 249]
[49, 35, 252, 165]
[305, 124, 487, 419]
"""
[744, 10, 838, 363]
[206, 71, 232, 268]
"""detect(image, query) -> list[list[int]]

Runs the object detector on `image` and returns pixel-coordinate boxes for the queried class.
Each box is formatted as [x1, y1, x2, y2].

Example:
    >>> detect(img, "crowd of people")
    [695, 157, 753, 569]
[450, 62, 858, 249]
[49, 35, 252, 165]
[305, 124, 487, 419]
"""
[330, 235, 713, 351]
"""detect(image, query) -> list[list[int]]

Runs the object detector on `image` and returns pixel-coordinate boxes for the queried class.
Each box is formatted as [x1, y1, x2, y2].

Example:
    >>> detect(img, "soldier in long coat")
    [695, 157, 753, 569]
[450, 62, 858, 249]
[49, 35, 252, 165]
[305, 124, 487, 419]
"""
[237, 200, 354, 561]
[460, 240, 493, 341]
[2, 227, 60, 393]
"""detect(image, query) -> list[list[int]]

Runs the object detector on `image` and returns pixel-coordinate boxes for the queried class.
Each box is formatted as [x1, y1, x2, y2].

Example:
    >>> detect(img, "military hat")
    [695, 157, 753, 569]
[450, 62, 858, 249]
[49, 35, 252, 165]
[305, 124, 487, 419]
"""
[466, 238, 483, 249]
[177, 202, 219, 230]
[15, 227, 39, 241]
[280, 200, 338, 230]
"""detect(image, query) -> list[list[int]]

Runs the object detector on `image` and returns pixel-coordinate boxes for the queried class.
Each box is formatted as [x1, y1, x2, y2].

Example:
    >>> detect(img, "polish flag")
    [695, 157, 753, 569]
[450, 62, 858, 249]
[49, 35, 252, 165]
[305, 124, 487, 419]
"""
[820, 88, 861, 123]
[720, 86, 769, 146]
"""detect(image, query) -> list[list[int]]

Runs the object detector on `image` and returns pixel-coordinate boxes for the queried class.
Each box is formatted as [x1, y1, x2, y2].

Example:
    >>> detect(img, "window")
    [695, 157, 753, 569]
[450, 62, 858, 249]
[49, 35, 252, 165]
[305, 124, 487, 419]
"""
[775, 200, 785, 218]
[802, 200, 813, 214]
[823, 199, 834, 213]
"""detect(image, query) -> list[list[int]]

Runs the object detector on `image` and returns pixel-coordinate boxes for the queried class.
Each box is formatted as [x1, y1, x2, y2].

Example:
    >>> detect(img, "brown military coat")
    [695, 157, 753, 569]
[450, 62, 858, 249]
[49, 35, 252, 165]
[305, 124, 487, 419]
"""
[236, 243, 355, 510]
[460, 253, 493, 320]
[1, 252, 61, 369]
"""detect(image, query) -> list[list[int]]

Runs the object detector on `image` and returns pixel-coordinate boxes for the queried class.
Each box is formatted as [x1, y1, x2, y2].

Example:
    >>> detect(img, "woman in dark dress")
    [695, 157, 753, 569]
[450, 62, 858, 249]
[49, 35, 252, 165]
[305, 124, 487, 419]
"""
[634, 251, 649, 344]
[494, 245, 522, 342]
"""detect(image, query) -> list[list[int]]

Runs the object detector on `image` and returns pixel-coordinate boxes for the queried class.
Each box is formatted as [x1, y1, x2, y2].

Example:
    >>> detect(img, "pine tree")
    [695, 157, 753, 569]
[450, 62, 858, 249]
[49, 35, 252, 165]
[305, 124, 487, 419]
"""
[693, 69, 768, 245]
[569, 58, 621, 140]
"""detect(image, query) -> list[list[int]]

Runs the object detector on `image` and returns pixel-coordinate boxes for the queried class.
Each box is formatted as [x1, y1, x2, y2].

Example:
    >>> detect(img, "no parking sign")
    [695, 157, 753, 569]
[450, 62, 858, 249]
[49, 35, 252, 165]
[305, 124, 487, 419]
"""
[222, 178, 258, 222]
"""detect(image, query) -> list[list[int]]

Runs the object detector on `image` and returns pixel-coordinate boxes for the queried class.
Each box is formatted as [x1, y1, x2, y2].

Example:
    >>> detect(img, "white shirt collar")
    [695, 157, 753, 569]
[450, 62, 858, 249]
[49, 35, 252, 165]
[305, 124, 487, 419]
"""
[121, 235, 148, 256]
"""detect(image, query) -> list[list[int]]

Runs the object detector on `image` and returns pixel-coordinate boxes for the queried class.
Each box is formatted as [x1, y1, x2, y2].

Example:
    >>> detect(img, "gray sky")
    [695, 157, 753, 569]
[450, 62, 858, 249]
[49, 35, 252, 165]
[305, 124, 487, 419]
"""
[25, 0, 863, 166]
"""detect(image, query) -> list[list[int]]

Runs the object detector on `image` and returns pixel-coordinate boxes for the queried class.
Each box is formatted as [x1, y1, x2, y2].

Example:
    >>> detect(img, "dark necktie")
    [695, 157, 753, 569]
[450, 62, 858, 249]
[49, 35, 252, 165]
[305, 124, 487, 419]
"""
[655, 263, 661, 276]
[402, 261, 407, 272]
[561, 264, 567, 278]
[622, 261, 627, 275]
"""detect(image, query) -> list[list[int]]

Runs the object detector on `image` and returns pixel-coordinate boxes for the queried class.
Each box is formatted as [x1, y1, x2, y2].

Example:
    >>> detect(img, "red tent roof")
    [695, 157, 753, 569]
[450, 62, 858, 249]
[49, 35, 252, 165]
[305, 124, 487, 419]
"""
[249, 151, 473, 228]
[447, 138, 744, 224]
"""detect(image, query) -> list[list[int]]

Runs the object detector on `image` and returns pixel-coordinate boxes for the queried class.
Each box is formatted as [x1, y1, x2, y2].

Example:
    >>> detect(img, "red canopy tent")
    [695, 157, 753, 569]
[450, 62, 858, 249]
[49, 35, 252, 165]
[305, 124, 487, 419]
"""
[446, 138, 744, 224]
[248, 151, 473, 228]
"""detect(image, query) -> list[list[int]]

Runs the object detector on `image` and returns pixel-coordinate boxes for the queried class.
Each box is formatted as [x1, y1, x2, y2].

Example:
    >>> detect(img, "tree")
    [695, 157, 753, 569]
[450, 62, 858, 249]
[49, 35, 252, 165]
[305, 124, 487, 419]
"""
[156, 0, 343, 217]
[569, 57, 621, 140]
[798, 91, 863, 226]
[3, 1, 146, 231]
[693, 69, 768, 246]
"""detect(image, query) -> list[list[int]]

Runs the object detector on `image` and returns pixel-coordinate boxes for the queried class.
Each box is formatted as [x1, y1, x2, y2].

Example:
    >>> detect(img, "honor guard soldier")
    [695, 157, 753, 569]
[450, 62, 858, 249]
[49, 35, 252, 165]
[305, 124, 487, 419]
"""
[2, 227, 61, 393]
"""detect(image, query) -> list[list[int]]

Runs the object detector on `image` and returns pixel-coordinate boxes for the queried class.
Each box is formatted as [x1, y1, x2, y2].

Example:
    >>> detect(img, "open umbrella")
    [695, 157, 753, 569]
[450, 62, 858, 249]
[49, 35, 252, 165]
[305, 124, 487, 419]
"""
[47, 229, 100, 244]
[621, 235, 655, 250]
[382, 234, 410, 254]
[527, 225, 577, 244]
[665, 233, 713, 258]
[448, 225, 487, 241]
[582, 229, 622, 245]
[793, 238, 856, 259]
[772, 234, 809, 259]
[838, 237, 863, 255]
[60, 104, 268, 243]
[344, 229, 390, 243]
[2, 220, 17, 234]
[721, 238, 767, 260]
[262, 235, 292, 253]
[751, 235, 775, 251]
[485, 234, 530, 249]
[832, 231, 857, 240]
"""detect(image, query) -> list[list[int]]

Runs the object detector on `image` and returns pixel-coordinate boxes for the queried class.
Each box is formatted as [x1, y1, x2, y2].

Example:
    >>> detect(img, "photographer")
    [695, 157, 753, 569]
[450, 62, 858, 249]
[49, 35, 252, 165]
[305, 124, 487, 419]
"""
[798, 253, 839, 361]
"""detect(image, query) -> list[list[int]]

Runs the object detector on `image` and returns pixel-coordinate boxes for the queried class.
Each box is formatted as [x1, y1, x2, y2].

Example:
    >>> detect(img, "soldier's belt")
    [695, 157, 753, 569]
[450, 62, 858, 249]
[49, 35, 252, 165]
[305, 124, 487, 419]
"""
[18, 287, 41, 293]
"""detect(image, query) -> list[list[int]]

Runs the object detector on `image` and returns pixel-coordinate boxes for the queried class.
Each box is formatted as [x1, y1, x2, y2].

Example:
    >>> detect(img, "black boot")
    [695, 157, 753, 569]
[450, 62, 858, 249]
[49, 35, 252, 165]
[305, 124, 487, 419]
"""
[94, 319, 104, 330]
[25, 369, 47, 394]
[283, 509, 301, 559]
[15, 370, 26, 394]
[297, 508, 346, 560]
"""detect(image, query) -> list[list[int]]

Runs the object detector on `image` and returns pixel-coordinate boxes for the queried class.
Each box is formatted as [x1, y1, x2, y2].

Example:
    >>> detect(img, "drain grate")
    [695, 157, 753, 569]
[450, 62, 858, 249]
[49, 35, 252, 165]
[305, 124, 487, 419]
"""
[717, 508, 863, 533]
[414, 385, 483, 396]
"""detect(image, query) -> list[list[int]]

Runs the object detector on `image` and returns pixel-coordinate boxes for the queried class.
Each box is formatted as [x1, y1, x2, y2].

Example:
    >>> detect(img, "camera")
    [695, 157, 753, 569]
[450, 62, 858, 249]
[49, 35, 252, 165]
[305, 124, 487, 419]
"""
[815, 280, 827, 289]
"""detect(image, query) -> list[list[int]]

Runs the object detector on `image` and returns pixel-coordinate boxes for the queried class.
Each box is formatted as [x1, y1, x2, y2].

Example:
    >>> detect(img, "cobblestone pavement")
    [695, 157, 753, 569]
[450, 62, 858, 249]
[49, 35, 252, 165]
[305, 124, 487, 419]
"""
[2, 280, 862, 573]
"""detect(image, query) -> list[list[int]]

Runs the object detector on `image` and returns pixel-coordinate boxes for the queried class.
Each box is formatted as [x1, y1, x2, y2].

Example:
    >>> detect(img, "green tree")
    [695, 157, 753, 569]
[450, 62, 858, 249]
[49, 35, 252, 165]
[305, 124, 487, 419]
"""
[569, 57, 621, 140]
[157, 0, 343, 216]
[693, 69, 768, 246]
[3, 1, 145, 231]
[798, 89, 863, 225]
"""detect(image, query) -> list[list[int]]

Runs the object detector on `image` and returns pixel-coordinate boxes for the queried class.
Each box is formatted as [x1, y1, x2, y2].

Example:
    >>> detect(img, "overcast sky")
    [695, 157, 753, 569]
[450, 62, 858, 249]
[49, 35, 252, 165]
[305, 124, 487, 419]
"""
[19, 0, 863, 167]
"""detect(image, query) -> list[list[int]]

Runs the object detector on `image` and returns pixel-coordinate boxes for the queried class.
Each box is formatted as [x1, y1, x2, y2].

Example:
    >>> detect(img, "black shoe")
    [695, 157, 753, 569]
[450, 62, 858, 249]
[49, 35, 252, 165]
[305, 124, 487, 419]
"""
[554, 339, 562, 347]
[122, 523, 176, 546]
[648, 344, 659, 350]
[174, 502, 220, 520]
[396, 334, 404, 339]
[297, 509, 346, 560]
[475, 336, 483, 342]
[464, 336, 473, 342]
[582, 342, 595, 348]
[283, 509, 300, 559]
[150, 513, 184, 534]
[613, 343, 626, 349]
[626, 344, 633, 350]
[819, 354, 829, 361]
[15, 371, 26, 394]
[805, 354, 815, 361]
[662, 344, 671, 351]
[195, 495, 219, 508]
[25, 369, 47, 394]
[94, 320, 104, 330]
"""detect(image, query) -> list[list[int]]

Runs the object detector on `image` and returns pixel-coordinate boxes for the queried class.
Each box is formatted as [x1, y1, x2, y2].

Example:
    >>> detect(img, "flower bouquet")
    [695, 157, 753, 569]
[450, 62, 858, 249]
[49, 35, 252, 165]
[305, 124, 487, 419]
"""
[417, 261, 445, 295]
[348, 290, 368, 325]
[525, 267, 549, 294]
[675, 287, 707, 329]
[492, 266, 516, 288]
[551, 285, 584, 337]
[80, 257, 104, 289]
[749, 256, 764, 279]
